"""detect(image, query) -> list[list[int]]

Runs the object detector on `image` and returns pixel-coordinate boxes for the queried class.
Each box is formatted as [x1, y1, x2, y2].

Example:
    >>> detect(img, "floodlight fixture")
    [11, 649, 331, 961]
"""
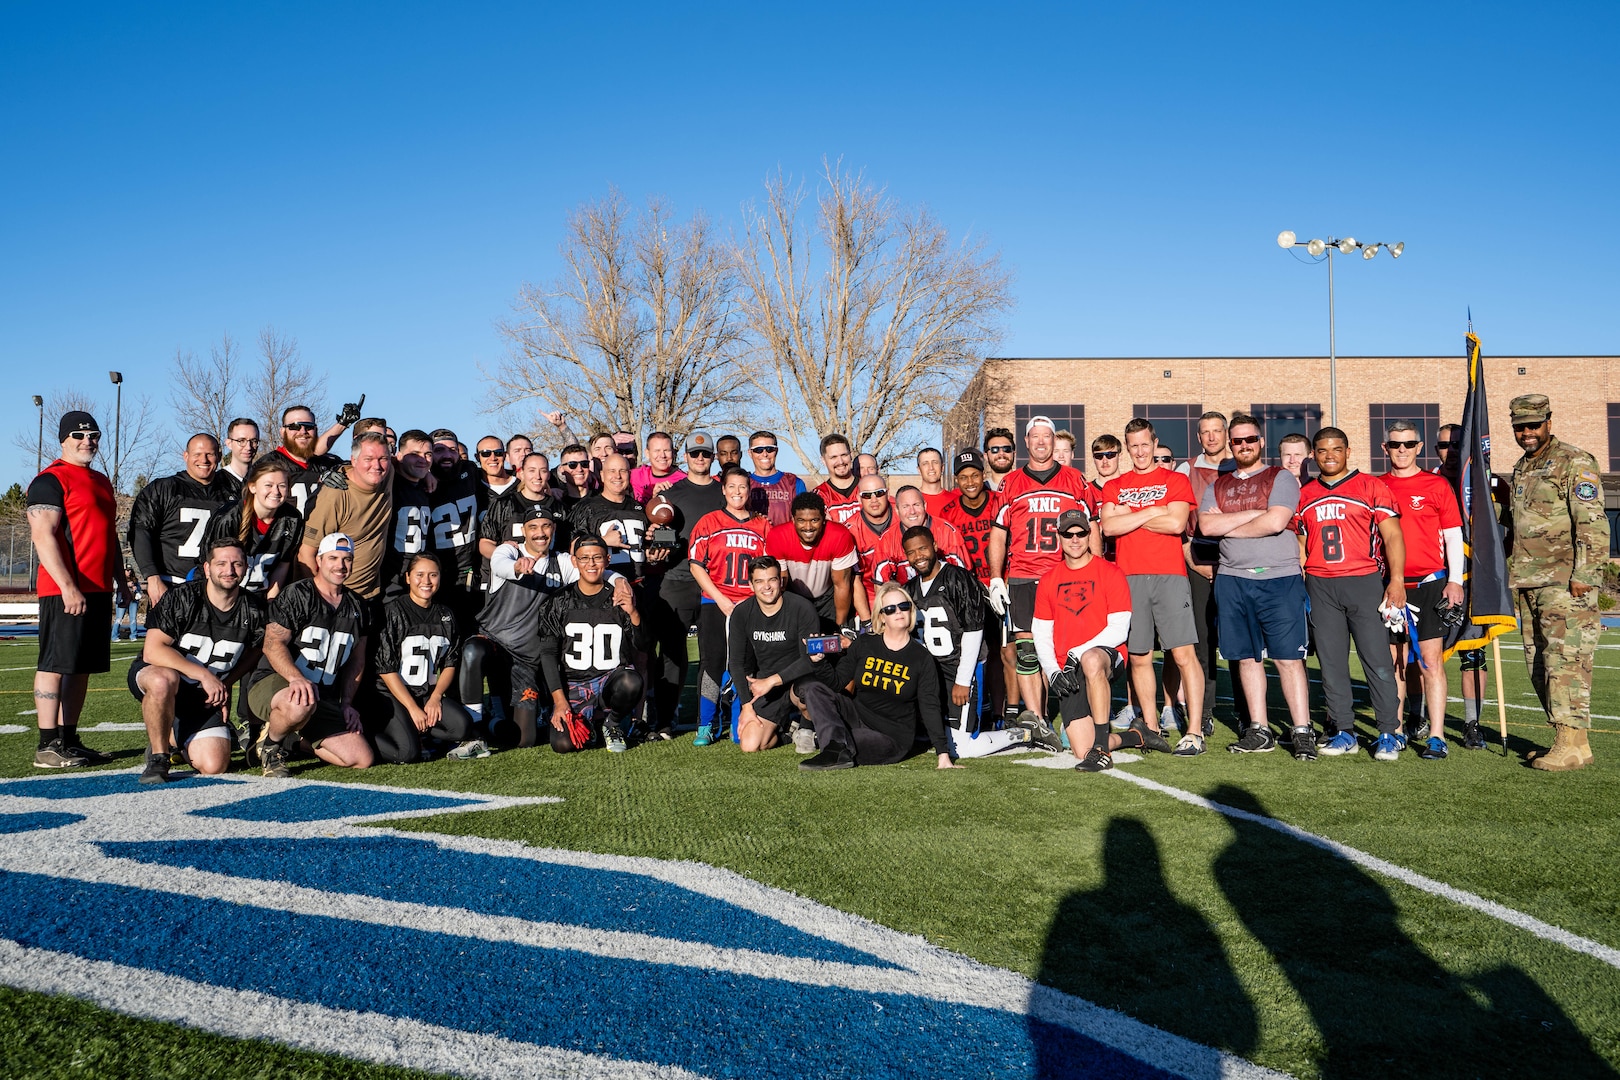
[1390, 242, 1404, 258]
[1277, 230, 1296, 248]
[1337, 238, 1357, 255]
[1306, 238, 1326, 257]
[1363, 245, 1378, 260]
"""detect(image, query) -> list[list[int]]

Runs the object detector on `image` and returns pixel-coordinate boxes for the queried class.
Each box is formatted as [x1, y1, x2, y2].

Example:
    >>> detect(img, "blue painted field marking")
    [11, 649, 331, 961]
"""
[189, 786, 483, 823]
[0, 772, 231, 800]
[0, 771, 1290, 1080]
[0, 811, 83, 834]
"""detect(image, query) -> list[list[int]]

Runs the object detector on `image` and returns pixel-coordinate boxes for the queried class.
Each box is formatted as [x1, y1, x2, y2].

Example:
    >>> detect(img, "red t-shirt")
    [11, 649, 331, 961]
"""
[1380, 470, 1461, 579]
[27, 460, 118, 596]
[993, 464, 1098, 580]
[815, 478, 863, 528]
[1100, 467, 1196, 577]
[1293, 470, 1400, 578]
[687, 509, 770, 602]
[939, 489, 1004, 585]
[922, 489, 955, 519]
[764, 520, 858, 602]
[1034, 555, 1133, 663]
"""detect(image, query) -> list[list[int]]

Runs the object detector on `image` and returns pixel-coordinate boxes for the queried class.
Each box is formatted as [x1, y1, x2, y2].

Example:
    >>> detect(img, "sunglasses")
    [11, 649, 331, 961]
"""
[284, 422, 317, 432]
[1153, 456, 1175, 464]
[686, 449, 714, 458]
[1059, 528, 1088, 539]
[1091, 450, 1118, 460]
[68, 430, 101, 441]
[879, 601, 913, 615]
[750, 445, 778, 454]
[859, 490, 888, 500]
[986, 445, 1015, 454]
[1385, 440, 1421, 450]
[1434, 440, 1455, 450]
[1230, 435, 1261, 447]
[1511, 422, 1544, 432]
[561, 460, 589, 469]
[477, 449, 506, 459]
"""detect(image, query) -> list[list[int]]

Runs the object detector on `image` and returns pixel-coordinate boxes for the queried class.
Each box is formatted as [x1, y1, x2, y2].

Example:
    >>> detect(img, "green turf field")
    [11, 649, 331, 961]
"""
[1, 631, 1617, 1079]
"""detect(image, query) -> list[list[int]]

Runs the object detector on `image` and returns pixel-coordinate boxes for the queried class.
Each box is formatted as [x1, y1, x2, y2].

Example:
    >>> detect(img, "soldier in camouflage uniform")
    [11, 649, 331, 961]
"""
[1507, 393, 1610, 771]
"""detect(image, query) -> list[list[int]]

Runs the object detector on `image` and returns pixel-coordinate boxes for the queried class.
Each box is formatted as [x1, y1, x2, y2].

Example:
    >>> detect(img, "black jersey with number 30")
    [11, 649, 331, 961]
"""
[261, 577, 370, 695]
[146, 580, 267, 682]
[538, 584, 648, 691]
[906, 563, 984, 685]
[373, 595, 461, 700]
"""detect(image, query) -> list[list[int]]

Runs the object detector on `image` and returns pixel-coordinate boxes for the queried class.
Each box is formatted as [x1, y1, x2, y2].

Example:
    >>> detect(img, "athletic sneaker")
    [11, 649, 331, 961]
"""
[1018, 714, 1065, 753]
[66, 740, 113, 764]
[1372, 732, 1402, 761]
[799, 749, 855, 771]
[447, 739, 491, 760]
[1110, 705, 1139, 732]
[1406, 715, 1430, 742]
[692, 724, 717, 747]
[646, 728, 675, 742]
[138, 752, 172, 785]
[1389, 732, 1408, 753]
[1160, 704, 1184, 734]
[32, 740, 89, 769]
[1461, 721, 1486, 750]
[603, 715, 628, 754]
[1290, 728, 1318, 762]
[790, 723, 818, 754]
[1418, 736, 1449, 760]
[1172, 733, 1205, 757]
[1131, 716, 1174, 754]
[1075, 746, 1114, 772]
[257, 728, 291, 778]
[1228, 726, 1277, 754]
[1319, 731, 1359, 756]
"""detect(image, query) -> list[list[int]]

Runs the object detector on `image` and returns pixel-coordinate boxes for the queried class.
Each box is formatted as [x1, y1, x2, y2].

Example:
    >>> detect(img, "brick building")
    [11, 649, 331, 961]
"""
[943, 355, 1619, 476]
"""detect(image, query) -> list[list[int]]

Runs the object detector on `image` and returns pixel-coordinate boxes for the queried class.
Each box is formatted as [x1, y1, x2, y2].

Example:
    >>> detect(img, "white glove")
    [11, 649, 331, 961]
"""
[986, 578, 1009, 615]
[1378, 602, 1405, 633]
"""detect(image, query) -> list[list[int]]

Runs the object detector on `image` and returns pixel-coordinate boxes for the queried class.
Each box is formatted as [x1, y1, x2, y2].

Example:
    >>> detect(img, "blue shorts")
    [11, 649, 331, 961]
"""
[1216, 573, 1309, 663]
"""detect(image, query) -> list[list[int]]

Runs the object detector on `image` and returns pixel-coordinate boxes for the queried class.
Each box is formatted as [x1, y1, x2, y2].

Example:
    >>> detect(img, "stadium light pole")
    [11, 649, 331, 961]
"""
[30, 395, 43, 589]
[109, 370, 123, 493]
[1276, 231, 1404, 427]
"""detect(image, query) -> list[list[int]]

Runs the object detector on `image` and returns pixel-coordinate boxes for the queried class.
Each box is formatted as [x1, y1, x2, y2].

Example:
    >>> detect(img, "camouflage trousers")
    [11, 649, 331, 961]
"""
[1516, 586, 1602, 729]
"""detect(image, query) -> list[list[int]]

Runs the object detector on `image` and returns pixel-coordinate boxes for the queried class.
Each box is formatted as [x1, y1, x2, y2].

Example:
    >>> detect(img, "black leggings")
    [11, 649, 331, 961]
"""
[460, 636, 541, 750]
[374, 696, 474, 764]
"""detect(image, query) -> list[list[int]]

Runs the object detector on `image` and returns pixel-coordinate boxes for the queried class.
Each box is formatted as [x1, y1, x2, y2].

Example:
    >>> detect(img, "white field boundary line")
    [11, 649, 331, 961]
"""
[0, 940, 705, 1080]
[1103, 768, 1620, 971]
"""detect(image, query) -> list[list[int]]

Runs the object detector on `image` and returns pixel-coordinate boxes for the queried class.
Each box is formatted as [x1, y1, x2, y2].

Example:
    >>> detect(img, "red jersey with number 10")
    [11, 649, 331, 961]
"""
[1379, 470, 1461, 579]
[1293, 470, 1400, 578]
[994, 465, 1098, 580]
[687, 510, 770, 602]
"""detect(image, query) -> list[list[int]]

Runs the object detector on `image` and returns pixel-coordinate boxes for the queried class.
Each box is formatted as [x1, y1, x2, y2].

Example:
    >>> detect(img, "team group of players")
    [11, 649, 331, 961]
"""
[26, 398, 1484, 779]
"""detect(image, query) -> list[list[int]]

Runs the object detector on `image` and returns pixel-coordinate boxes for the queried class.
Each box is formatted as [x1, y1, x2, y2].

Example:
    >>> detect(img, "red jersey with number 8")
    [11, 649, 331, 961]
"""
[687, 510, 770, 602]
[1293, 470, 1400, 578]
[994, 465, 1098, 580]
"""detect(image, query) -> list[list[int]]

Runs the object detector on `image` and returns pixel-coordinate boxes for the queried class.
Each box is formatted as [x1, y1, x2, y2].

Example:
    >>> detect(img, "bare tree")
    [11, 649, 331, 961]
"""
[168, 332, 240, 443]
[736, 161, 1013, 469]
[488, 190, 754, 442]
[246, 326, 327, 438]
[12, 388, 169, 495]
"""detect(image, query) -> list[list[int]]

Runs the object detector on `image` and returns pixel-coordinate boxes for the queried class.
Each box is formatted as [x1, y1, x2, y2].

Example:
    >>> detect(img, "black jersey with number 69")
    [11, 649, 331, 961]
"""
[146, 579, 267, 682]
[428, 463, 484, 581]
[202, 503, 305, 595]
[127, 472, 234, 585]
[905, 563, 984, 685]
[373, 595, 461, 701]
[382, 474, 434, 595]
[260, 577, 370, 696]
[538, 584, 648, 691]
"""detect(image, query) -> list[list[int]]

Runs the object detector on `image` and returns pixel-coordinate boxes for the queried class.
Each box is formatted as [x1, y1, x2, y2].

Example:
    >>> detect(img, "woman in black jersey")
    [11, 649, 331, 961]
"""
[798, 581, 961, 771]
[373, 553, 480, 763]
[204, 455, 304, 597]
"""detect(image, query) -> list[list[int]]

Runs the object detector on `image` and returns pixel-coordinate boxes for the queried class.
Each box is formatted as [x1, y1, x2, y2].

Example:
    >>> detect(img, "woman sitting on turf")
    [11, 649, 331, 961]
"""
[798, 581, 961, 771]
[372, 552, 484, 763]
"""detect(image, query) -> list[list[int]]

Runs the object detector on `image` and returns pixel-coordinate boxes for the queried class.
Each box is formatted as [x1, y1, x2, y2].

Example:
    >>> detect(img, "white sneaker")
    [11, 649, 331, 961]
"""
[790, 723, 818, 754]
[1160, 704, 1184, 734]
[447, 740, 491, 760]
[1111, 706, 1139, 732]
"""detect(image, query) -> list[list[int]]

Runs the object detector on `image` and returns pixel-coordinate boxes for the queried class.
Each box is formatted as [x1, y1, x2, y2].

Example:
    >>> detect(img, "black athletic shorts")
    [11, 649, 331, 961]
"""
[1054, 649, 1126, 724]
[127, 659, 229, 744]
[1009, 579, 1038, 634]
[38, 592, 113, 675]
[246, 672, 354, 747]
[1390, 578, 1447, 643]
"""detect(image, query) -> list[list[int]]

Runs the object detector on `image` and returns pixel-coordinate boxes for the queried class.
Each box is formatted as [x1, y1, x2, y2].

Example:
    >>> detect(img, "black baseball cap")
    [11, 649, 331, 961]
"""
[523, 505, 562, 524]
[953, 449, 986, 475]
[59, 411, 99, 442]
[1056, 509, 1091, 535]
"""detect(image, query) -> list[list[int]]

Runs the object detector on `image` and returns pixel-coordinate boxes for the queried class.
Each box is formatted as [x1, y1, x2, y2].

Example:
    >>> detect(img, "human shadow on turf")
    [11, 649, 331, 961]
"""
[1029, 817, 1258, 1076]
[1209, 784, 1615, 1080]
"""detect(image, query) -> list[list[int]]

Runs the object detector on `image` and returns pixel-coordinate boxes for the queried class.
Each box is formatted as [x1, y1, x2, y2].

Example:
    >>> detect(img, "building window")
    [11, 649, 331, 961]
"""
[1609, 404, 1620, 472]
[1131, 404, 1202, 463]
[1369, 403, 1442, 472]
[1013, 405, 1084, 466]
[1251, 403, 1322, 467]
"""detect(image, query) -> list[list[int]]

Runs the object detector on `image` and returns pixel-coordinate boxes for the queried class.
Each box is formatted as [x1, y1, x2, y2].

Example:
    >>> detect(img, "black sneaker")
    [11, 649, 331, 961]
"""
[1228, 726, 1277, 754]
[65, 740, 114, 765]
[1406, 715, 1430, 742]
[1017, 714, 1065, 753]
[799, 749, 855, 771]
[1075, 746, 1114, 772]
[1461, 720, 1486, 750]
[1290, 728, 1318, 762]
[138, 753, 172, 785]
[1131, 717, 1174, 754]
[33, 740, 90, 769]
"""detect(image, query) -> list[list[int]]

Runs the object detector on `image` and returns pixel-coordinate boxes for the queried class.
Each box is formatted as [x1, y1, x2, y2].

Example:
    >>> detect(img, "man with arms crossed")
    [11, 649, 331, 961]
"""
[1194, 415, 1313, 760]
[746, 430, 806, 528]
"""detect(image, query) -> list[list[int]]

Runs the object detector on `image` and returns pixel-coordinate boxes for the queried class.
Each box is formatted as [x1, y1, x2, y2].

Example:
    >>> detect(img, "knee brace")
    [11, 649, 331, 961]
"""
[1015, 639, 1041, 677]
[602, 668, 646, 715]
[1460, 648, 1487, 672]
[459, 637, 492, 704]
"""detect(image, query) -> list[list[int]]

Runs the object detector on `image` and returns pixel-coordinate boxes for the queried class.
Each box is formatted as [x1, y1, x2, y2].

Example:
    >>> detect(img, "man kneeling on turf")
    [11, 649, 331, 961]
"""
[131, 537, 267, 782]
[250, 532, 374, 777]
[540, 537, 647, 753]
[729, 556, 831, 753]
[1031, 511, 1135, 772]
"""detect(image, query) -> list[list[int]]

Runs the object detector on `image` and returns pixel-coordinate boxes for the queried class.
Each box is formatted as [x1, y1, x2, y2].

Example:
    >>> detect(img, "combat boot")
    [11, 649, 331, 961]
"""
[1572, 727, 1594, 765]
[1529, 724, 1587, 771]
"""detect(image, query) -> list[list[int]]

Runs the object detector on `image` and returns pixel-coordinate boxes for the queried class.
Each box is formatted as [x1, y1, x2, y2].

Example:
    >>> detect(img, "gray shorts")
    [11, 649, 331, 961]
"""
[1126, 574, 1198, 653]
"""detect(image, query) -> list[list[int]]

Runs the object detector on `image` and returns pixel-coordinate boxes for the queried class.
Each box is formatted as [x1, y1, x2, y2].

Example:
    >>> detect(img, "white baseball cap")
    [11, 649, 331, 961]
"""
[1024, 414, 1056, 435]
[317, 532, 354, 557]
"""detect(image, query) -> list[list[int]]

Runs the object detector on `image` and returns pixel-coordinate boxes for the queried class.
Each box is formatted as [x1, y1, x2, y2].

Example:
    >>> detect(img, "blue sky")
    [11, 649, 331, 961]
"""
[3, 2, 1616, 483]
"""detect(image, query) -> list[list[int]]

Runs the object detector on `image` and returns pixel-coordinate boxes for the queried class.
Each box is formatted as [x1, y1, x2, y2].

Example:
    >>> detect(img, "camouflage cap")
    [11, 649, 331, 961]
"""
[1509, 394, 1550, 423]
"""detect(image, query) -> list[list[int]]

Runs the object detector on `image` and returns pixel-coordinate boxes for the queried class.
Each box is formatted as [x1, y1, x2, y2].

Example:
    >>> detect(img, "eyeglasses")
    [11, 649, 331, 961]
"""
[284, 422, 317, 432]
[477, 449, 505, 459]
[68, 431, 101, 441]
[1385, 440, 1421, 450]
[228, 436, 259, 445]
[986, 444, 1015, 454]
[1153, 455, 1175, 464]
[879, 601, 913, 615]
[750, 445, 778, 454]
[1511, 422, 1544, 432]
[859, 490, 888, 500]
[1230, 435, 1261, 447]
[1091, 450, 1118, 459]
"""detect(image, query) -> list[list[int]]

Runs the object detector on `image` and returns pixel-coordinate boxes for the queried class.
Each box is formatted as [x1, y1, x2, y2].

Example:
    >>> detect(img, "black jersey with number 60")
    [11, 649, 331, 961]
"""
[905, 563, 984, 685]
[373, 595, 461, 700]
[538, 583, 648, 691]
[261, 577, 370, 696]
[127, 472, 234, 585]
[202, 503, 305, 595]
[146, 579, 267, 683]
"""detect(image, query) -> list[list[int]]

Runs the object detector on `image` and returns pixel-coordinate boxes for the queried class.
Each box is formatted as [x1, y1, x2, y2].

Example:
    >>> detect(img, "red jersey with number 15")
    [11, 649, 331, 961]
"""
[1293, 470, 1400, 578]
[939, 488, 1004, 585]
[687, 509, 770, 602]
[994, 464, 1098, 580]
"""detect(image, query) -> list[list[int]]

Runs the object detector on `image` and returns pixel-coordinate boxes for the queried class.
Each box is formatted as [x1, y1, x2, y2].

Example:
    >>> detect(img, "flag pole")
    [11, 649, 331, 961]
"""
[1492, 637, 1508, 749]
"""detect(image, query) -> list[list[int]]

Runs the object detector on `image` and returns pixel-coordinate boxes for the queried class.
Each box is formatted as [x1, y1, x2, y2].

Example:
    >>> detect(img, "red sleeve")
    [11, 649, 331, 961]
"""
[993, 498, 1013, 531]
[1104, 562, 1132, 617]
[1034, 576, 1055, 621]
[1435, 478, 1463, 529]
[688, 514, 715, 564]
[826, 523, 856, 557]
[1371, 476, 1398, 518]
[1167, 471, 1196, 506]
